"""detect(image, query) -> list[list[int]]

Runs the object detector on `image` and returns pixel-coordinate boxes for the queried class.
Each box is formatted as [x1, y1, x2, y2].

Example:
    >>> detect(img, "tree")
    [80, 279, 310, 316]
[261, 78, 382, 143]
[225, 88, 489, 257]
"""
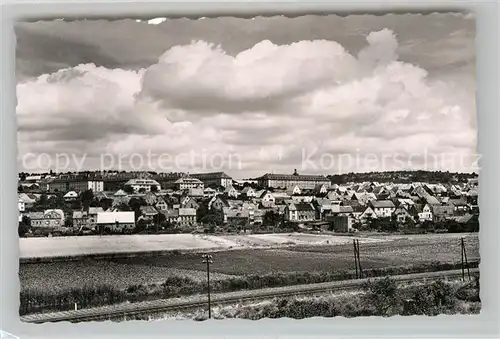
[263, 210, 282, 227]
[150, 185, 158, 193]
[18, 222, 29, 237]
[18, 185, 24, 193]
[128, 197, 145, 221]
[135, 219, 148, 233]
[123, 186, 134, 194]
[405, 217, 416, 229]
[18, 215, 31, 237]
[36, 193, 49, 210]
[138, 187, 146, 193]
[65, 214, 74, 228]
[80, 189, 94, 211]
[100, 198, 113, 211]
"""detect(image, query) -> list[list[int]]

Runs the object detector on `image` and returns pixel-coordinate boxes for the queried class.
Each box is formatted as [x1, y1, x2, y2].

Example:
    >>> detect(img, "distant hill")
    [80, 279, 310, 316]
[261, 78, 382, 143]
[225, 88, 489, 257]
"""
[327, 170, 478, 185]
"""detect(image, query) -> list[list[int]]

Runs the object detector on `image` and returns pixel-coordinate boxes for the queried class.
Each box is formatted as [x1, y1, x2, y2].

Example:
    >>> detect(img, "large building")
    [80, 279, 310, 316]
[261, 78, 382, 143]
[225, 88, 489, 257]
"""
[257, 170, 331, 190]
[174, 177, 204, 190]
[124, 178, 161, 192]
[190, 172, 233, 188]
[41, 174, 104, 193]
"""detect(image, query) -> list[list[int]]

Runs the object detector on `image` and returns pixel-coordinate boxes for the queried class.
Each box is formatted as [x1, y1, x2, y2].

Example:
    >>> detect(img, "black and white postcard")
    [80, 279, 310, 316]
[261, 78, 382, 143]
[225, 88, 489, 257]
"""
[16, 13, 479, 323]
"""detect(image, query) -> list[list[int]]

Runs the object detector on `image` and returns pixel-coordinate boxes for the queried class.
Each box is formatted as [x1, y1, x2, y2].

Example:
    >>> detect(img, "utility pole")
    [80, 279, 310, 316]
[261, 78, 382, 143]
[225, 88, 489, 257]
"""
[461, 237, 465, 281]
[202, 253, 213, 318]
[353, 239, 363, 279]
[356, 239, 363, 279]
[353, 239, 358, 279]
[461, 237, 471, 281]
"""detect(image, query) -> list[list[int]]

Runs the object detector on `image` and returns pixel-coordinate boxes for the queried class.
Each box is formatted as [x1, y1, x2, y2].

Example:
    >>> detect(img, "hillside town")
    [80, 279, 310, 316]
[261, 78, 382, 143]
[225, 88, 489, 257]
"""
[17, 170, 480, 237]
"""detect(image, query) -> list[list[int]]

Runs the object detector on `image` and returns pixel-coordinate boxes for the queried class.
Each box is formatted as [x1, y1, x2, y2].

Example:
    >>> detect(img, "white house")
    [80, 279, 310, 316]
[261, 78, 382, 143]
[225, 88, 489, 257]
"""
[359, 206, 378, 222]
[96, 211, 135, 232]
[370, 200, 396, 218]
[241, 187, 256, 198]
[18, 198, 26, 213]
[259, 191, 276, 207]
[224, 185, 239, 198]
[124, 179, 161, 192]
[63, 191, 79, 201]
[418, 204, 433, 222]
[286, 185, 302, 196]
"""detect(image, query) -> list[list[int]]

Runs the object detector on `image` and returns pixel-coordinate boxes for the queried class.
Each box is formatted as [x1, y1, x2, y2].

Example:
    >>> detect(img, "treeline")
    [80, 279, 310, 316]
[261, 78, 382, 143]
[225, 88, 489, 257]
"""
[328, 171, 478, 185]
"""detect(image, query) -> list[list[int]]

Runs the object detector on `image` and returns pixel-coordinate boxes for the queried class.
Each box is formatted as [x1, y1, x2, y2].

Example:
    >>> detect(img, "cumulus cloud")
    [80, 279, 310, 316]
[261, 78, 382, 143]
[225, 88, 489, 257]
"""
[16, 28, 477, 176]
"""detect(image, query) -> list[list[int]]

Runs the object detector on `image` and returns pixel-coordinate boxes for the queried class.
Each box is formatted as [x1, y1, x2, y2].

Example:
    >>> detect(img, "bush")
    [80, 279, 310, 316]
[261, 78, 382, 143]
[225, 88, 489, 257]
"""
[402, 280, 455, 316]
[362, 277, 400, 316]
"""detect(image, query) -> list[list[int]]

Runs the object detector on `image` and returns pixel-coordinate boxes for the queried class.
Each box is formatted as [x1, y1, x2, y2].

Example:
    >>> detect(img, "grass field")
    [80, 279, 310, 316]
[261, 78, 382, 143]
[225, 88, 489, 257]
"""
[19, 233, 479, 292]
[19, 232, 387, 259]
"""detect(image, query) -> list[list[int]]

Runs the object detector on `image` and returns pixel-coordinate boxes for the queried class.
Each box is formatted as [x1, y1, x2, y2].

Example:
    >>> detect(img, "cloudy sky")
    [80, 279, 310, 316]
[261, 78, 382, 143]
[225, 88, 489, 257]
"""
[16, 13, 477, 178]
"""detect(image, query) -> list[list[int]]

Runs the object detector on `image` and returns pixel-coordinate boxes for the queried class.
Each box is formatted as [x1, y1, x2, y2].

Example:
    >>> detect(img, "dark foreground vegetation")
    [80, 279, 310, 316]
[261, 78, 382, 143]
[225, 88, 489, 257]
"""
[20, 261, 478, 315]
[184, 276, 480, 320]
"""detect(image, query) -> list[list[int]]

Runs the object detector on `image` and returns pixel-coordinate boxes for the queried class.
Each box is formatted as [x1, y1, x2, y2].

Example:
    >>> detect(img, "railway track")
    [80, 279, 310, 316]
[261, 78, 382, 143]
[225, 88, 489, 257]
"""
[21, 268, 478, 323]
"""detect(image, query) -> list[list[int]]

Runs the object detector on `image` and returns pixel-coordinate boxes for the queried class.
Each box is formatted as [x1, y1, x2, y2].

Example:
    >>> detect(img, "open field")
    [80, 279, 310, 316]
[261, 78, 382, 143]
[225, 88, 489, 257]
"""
[20, 232, 473, 260]
[19, 232, 388, 259]
[20, 233, 479, 292]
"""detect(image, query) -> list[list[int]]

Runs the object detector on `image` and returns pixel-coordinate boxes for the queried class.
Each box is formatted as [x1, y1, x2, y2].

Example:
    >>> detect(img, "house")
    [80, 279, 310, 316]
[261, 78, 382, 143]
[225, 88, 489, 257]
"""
[18, 198, 25, 213]
[449, 198, 469, 214]
[259, 190, 276, 208]
[338, 206, 354, 217]
[139, 206, 159, 222]
[19, 193, 37, 209]
[72, 208, 104, 230]
[73, 211, 90, 229]
[394, 206, 413, 223]
[241, 187, 256, 198]
[351, 205, 366, 220]
[29, 209, 65, 228]
[224, 208, 250, 226]
[291, 195, 314, 203]
[326, 215, 354, 233]
[124, 178, 161, 192]
[178, 208, 197, 227]
[286, 185, 302, 196]
[155, 197, 169, 211]
[315, 198, 335, 219]
[369, 200, 396, 218]
[180, 195, 200, 209]
[96, 211, 135, 232]
[431, 204, 455, 222]
[417, 204, 433, 222]
[253, 209, 265, 225]
[284, 203, 316, 222]
[161, 209, 179, 224]
[187, 188, 204, 197]
[224, 185, 239, 199]
[352, 192, 377, 206]
[359, 206, 377, 223]
[203, 187, 217, 197]
[63, 190, 79, 201]
[209, 195, 230, 211]
[313, 184, 328, 196]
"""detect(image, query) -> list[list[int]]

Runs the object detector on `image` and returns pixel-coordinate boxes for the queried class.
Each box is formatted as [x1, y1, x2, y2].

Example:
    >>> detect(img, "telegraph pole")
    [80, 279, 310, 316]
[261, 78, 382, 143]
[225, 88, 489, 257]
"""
[202, 253, 213, 318]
